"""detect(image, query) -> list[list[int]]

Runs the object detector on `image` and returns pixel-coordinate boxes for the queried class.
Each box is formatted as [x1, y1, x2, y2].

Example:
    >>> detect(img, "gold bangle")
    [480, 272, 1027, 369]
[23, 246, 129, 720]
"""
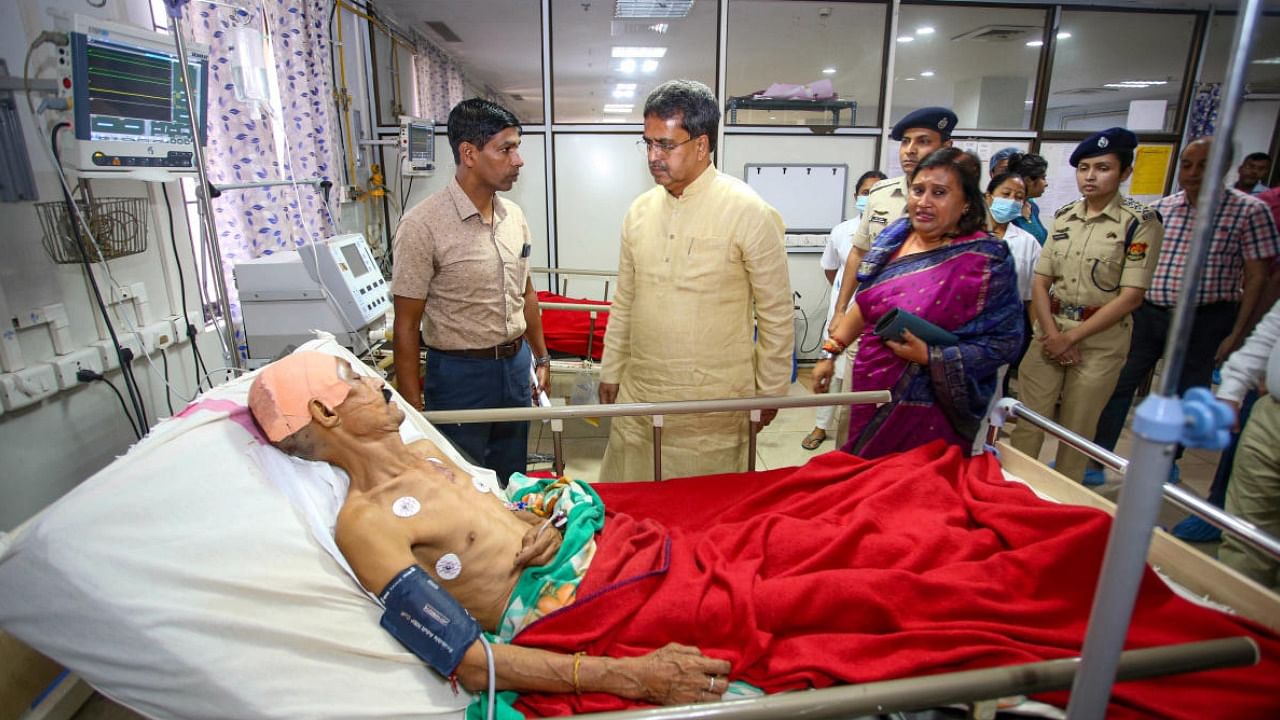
[572, 651, 585, 695]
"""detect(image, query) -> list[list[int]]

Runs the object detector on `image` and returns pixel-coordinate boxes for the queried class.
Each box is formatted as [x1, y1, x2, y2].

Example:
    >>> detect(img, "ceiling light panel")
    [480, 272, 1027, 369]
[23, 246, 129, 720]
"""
[612, 46, 668, 58]
[615, 0, 694, 19]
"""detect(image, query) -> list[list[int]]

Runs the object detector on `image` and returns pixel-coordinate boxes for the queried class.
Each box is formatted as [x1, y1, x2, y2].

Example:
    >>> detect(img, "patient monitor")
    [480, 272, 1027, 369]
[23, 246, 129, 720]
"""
[234, 234, 389, 367]
[399, 115, 435, 176]
[64, 15, 209, 178]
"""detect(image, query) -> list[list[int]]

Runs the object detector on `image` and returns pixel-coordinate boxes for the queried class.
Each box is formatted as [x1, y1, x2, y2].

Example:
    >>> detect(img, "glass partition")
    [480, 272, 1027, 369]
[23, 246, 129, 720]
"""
[725, 1, 887, 127]
[1046, 10, 1197, 133]
[891, 3, 1048, 130]
[410, 0, 544, 123]
[550, 0, 718, 123]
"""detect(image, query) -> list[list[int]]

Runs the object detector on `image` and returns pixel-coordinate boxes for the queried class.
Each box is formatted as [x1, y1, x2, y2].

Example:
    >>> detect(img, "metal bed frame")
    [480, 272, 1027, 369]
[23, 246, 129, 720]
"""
[422, 390, 1275, 719]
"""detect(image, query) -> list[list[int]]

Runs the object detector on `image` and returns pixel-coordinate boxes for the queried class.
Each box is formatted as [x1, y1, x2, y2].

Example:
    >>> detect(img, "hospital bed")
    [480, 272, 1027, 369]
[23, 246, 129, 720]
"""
[1, 335, 1276, 720]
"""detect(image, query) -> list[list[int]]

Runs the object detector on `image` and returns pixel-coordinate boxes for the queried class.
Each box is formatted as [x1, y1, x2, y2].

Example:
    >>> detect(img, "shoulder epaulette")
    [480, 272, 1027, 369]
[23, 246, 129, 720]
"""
[1054, 200, 1077, 218]
[1120, 196, 1156, 222]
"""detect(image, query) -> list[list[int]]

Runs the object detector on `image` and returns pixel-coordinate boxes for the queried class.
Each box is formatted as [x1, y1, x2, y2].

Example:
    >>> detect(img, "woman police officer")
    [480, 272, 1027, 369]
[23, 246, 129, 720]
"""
[1009, 128, 1164, 483]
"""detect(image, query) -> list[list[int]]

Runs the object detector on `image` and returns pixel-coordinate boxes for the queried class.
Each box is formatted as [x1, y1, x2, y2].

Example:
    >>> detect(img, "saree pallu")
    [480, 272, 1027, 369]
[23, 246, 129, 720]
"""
[844, 219, 1024, 457]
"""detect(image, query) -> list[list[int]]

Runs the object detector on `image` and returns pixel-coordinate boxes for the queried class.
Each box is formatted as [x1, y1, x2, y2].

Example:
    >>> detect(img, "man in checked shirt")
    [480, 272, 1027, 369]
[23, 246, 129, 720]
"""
[1088, 137, 1280, 485]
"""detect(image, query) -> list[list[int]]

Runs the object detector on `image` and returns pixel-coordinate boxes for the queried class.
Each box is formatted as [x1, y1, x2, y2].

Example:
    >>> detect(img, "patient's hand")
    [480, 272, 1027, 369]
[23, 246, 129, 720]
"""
[624, 643, 732, 705]
[513, 517, 562, 570]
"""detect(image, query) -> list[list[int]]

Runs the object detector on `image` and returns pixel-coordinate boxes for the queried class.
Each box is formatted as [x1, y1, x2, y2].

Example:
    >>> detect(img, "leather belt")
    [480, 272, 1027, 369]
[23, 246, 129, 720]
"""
[1050, 297, 1100, 322]
[429, 336, 523, 360]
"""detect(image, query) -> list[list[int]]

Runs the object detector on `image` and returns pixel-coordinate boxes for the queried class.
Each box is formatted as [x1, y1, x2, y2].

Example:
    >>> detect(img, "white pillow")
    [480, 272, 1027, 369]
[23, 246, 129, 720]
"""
[0, 338, 476, 719]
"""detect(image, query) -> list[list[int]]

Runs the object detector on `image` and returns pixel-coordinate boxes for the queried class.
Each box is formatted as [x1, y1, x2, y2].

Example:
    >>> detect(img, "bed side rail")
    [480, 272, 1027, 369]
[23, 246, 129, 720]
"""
[989, 398, 1280, 563]
[576, 637, 1257, 720]
[424, 391, 890, 480]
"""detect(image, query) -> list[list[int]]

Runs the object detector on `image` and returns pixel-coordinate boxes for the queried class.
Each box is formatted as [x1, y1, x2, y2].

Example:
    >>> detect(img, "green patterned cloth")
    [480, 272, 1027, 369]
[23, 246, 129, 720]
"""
[467, 474, 604, 720]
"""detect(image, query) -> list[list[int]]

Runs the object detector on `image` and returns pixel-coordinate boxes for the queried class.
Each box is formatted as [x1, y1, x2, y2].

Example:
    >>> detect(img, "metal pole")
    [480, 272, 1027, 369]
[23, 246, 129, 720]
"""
[579, 637, 1257, 720]
[213, 178, 326, 192]
[551, 418, 565, 477]
[167, 3, 241, 369]
[747, 408, 761, 472]
[652, 415, 664, 481]
[423, 391, 891, 424]
[1067, 3, 1263, 716]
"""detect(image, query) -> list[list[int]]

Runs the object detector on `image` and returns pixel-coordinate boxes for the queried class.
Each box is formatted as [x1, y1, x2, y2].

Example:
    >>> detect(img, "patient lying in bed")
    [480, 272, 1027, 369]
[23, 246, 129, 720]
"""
[250, 352, 1280, 720]
[248, 352, 729, 707]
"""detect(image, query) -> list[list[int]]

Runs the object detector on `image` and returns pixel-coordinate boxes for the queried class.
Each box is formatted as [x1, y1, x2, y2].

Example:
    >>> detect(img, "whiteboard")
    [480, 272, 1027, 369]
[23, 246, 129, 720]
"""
[744, 164, 847, 233]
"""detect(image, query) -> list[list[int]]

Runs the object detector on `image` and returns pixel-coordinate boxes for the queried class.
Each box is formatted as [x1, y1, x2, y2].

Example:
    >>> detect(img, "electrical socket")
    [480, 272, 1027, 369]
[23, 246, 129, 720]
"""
[92, 335, 142, 371]
[53, 347, 105, 389]
[138, 320, 176, 353]
[0, 364, 58, 411]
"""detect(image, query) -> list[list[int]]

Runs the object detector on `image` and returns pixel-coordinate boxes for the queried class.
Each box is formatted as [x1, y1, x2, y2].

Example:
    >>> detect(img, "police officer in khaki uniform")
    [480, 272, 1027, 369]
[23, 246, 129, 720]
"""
[829, 107, 957, 332]
[1010, 128, 1163, 482]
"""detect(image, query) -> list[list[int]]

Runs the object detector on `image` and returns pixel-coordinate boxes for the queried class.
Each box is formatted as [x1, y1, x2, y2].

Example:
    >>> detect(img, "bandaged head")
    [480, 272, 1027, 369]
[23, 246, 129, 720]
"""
[248, 352, 352, 442]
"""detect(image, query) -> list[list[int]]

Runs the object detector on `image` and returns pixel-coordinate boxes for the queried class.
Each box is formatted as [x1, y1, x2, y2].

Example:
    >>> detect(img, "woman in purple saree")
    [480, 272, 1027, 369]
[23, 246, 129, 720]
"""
[813, 148, 1024, 458]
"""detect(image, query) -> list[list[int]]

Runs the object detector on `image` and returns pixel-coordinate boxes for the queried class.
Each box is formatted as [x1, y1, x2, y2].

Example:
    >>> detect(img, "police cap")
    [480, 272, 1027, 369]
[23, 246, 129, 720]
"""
[1069, 127, 1138, 167]
[890, 106, 958, 141]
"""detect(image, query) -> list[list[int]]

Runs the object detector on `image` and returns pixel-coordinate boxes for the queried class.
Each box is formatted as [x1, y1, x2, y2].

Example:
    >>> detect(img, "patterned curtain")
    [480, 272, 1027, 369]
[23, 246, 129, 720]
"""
[1188, 83, 1220, 139]
[186, 0, 340, 346]
[413, 41, 465, 122]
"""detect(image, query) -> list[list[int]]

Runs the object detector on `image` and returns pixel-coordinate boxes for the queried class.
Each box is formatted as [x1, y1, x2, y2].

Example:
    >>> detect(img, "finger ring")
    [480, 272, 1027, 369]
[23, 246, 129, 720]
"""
[708, 676, 716, 693]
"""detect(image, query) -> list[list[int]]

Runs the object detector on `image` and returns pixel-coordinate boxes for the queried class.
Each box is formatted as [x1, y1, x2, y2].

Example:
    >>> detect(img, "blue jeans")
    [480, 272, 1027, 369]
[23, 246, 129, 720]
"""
[424, 343, 531, 486]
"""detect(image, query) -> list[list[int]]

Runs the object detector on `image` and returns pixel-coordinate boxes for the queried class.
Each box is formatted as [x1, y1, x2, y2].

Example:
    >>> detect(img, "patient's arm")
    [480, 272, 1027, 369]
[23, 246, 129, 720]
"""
[338, 499, 729, 704]
[455, 640, 731, 704]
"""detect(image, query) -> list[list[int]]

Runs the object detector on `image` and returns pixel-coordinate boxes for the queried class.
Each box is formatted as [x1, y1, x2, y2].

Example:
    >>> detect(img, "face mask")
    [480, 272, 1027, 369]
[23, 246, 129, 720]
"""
[855, 195, 869, 213]
[990, 197, 1023, 224]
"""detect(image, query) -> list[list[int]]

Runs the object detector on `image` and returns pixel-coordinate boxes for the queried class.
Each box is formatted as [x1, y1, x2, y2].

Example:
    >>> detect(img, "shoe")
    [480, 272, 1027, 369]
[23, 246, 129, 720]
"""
[1167, 463, 1181, 485]
[1171, 515, 1221, 543]
[801, 429, 828, 451]
[1083, 468, 1106, 487]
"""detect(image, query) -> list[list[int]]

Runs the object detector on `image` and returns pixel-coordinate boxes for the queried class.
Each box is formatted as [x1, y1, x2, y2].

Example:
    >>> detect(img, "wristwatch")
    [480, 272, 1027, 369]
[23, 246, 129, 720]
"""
[818, 349, 838, 361]
[534, 355, 552, 368]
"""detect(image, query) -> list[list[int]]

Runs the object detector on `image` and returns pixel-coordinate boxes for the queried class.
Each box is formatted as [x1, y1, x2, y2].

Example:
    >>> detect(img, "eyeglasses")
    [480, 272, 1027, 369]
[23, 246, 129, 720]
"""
[636, 136, 697, 155]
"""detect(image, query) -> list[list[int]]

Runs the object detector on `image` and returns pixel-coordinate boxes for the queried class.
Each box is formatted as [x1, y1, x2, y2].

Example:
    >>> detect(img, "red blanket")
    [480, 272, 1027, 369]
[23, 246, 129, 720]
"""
[536, 290, 609, 361]
[513, 442, 1280, 718]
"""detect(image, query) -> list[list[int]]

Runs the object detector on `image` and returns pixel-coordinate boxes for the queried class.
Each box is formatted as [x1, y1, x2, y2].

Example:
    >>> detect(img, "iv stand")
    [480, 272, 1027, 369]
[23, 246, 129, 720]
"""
[1064, 1, 1262, 716]
[164, 0, 242, 370]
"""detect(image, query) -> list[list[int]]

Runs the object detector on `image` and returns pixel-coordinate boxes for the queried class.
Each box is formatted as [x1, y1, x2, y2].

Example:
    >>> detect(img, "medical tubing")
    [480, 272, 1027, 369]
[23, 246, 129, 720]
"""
[161, 183, 208, 391]
[479, 635, 496, 720]
[51, 123, 150, 434]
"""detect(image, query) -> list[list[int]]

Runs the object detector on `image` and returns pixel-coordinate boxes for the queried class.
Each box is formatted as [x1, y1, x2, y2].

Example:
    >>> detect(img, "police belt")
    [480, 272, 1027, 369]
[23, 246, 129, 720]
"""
[429, 336, 524, 360]
[1050, 297, 1100, 322]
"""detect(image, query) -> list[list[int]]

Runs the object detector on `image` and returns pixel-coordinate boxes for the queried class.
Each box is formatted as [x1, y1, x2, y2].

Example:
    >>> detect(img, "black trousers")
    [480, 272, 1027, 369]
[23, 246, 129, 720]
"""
[1093, 300, 1238, 457]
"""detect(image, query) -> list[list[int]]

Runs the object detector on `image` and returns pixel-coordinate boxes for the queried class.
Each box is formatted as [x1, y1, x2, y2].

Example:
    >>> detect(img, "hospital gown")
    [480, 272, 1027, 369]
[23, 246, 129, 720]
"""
[599, 166, 793, 481]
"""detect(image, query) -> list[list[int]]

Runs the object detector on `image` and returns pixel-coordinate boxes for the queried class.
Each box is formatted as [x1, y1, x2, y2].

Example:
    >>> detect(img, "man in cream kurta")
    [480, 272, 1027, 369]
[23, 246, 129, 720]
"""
[598, 79, 794, 481]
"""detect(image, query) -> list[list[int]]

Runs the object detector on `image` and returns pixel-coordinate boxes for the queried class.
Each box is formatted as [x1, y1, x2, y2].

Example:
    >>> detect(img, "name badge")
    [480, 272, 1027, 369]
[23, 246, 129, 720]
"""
[521, 242, 531, 258]
[1052, 231, 1069, 242]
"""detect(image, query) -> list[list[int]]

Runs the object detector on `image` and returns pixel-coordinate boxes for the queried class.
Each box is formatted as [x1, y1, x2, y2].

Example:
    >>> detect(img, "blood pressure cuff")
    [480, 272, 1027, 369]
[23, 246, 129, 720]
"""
[378, 565, 481, 677]
[874, 307, 959, 347]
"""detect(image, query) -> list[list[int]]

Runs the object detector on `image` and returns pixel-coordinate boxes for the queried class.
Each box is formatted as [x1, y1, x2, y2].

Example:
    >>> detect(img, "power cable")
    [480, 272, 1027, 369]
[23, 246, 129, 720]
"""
[51, 122, 151, 433]
[77, 369, 142, 440]
[161, 183, 209, 392]
[159, 348, 176, 416]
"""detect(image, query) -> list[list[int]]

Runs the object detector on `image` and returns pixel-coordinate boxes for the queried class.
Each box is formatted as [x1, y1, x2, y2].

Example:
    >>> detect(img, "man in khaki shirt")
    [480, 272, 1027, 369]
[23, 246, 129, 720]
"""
[598, 80, 794, 481]
[1010, 127, 1164, 482]
[392, 99, 550, 485]
[828, 107, 957, 334]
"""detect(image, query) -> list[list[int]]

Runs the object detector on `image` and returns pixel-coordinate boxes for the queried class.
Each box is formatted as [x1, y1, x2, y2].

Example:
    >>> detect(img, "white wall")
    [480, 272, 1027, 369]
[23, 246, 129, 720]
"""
[0, 0, 215, 529]
[723, 134, 880, 359]
[396, 130, 551, 273]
